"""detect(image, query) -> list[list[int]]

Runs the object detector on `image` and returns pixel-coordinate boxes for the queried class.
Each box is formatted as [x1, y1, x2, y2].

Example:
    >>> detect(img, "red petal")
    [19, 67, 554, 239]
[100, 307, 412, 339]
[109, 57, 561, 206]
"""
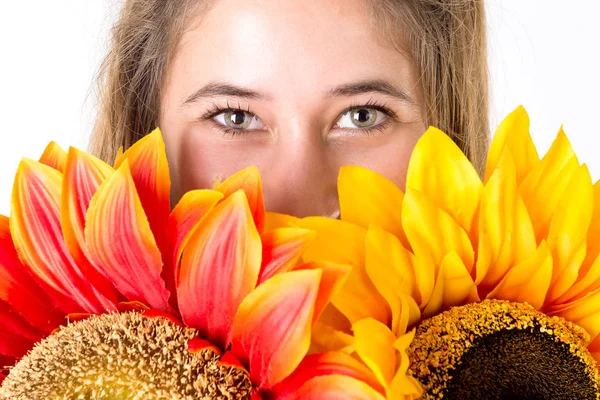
[115, 128, 171, 258]
[271, 352, 386, 400]
[85, 161, 172, 313]
[117, 301, 150, 312]
[142, 309, 184, 327]
[165, 190, 223, 307]
[0, 215, 63, 333]
[219, 351, 246, 369]
[0, 300, 44, 358]
[177, 190, 261, 349]
[231, 270, 321, 389]
[38, 141, 67, 173]
[188, 337, 222, 356]
[216, 166, 265, 232]
[259, 228, 316, 284]
[62, 147, 121, 304]
[10, 159, 115, 314]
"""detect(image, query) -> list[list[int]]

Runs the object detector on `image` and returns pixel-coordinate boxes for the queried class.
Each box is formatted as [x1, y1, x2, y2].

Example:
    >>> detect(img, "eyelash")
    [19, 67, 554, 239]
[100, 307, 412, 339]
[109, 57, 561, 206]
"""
[199, 98, 398, 138]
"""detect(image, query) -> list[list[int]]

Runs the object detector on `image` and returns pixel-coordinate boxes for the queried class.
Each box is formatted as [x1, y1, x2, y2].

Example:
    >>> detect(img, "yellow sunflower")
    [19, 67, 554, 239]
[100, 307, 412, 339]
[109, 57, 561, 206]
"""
[268, 106, 600, 398]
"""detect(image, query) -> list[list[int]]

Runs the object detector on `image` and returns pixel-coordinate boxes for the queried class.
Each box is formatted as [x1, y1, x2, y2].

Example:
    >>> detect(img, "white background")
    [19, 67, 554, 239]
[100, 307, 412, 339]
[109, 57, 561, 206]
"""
[0, 1, 599, 214]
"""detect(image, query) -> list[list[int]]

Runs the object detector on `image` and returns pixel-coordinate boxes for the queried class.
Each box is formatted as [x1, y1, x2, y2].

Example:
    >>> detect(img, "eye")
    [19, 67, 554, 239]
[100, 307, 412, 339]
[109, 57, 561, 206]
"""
[213, 110, 265, 130]
[335, 107, 389, 129]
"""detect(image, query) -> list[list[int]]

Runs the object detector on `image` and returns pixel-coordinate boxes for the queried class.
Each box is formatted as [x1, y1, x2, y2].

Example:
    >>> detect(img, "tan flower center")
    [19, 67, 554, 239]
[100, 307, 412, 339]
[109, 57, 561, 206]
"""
[0, 311, 252, 399]
[408, 299, 599, 399]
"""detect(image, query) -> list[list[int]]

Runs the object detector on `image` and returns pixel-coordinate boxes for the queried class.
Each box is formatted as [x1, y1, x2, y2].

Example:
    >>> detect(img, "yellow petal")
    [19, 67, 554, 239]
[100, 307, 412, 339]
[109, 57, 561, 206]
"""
[407, 127, 483, 238]
[476, 149, 537, 287]
[353, 318, 397, 392]
[550, 287, 600, 344]
[485, 105, 539, 185]
[365, 225, 421, 334]
[422, 252, 479, 318]
[486, 241, 553, 310]
[338, 166, 408, 247]
[390, 329, 423, 399]
[402, 188, 474, 306]
[585, 181, 600, 266]
[559, 255, 600, 305]
[264, 211, 302, 231]
[545, 165, 593, 303]
[519, 128, 579, 242]
[310, 320, 354, 354]
[299, 217, 390, 324]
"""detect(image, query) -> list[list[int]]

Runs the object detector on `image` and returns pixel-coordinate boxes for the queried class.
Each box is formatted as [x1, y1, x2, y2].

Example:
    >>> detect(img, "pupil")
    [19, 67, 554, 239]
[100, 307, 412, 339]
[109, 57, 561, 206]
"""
[352, 108, 375, 127]
[230, 111, 246, 126]
[356, 109, 370, 122]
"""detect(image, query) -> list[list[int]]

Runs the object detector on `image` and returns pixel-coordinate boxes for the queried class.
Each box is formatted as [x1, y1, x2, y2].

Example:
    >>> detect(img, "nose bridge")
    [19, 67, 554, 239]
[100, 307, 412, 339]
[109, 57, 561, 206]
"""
[262, 121, 338, 217]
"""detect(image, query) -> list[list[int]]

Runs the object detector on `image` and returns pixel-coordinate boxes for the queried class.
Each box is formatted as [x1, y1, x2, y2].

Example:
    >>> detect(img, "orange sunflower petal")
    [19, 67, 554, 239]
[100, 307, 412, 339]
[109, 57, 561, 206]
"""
[293, 261, 351, 324]
[164, 189, 223, 305]
[259, 228, 316, 284]
[338, 166, 408, 248]
[231, 269, 321, 389]
[114, 128, 171, 255]
[485, 105, 539, 185]
[275, 375, 387, 400]
[407, 127, 483, 239]
[10, 159, 114, 314]
[85, 160, 172, 313]
[276, 375, 387, 400]
[38, 141, 67, 173]
[298, 217, 390, 325]
[272, 351, 385, 399]
[0, 215, 63, 333]
[216, 166, 265, 233]
[61, 147, 120, 304]
[177, 190, 261, 349]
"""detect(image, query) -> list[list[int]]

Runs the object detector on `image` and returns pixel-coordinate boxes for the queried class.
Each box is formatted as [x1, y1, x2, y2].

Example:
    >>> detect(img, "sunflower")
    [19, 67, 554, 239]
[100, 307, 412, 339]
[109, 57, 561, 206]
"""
[269, 106, 600, 398]
[0, 129, 360, 399]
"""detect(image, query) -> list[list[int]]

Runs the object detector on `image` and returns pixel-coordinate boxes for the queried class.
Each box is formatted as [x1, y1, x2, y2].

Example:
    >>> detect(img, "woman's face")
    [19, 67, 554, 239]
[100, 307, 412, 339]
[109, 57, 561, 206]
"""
[160, 0, 426, 218]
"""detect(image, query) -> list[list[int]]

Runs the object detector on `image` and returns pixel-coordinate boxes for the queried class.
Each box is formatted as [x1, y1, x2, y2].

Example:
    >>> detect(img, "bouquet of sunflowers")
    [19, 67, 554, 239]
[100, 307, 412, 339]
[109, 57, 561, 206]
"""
[0, 106, 598, 399]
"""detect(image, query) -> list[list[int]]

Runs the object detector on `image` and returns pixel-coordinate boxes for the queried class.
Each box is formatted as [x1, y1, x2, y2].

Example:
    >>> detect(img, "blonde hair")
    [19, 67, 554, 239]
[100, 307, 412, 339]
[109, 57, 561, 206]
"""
[90, 0, 489, 174]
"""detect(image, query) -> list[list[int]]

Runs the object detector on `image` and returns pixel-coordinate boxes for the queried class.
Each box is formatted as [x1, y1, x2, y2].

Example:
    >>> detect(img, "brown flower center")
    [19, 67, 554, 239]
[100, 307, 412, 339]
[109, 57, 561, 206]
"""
[408, 300, 599, 400]
[0, 311, 252, 399]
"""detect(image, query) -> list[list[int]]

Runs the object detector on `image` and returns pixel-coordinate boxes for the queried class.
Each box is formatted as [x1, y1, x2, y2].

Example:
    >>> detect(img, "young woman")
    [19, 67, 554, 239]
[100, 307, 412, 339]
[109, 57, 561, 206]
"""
[90, 0, 489, 217]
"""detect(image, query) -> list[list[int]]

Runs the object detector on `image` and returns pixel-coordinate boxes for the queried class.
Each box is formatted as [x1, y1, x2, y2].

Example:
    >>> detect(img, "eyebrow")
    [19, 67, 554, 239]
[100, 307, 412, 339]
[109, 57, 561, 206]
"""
[181, 81, 271, 106]
[181, 78, 413, 107]
[325, 79, 413, 104]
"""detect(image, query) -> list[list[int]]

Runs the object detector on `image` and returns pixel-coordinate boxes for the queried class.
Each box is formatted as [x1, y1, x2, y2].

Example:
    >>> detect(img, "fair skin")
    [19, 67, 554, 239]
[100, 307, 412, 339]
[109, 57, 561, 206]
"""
[160, 0, 426, 218]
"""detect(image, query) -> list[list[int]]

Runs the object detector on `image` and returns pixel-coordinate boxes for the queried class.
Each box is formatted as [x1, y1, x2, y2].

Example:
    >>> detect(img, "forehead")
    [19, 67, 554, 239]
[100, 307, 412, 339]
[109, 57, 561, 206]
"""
[169, 0, 413, 99]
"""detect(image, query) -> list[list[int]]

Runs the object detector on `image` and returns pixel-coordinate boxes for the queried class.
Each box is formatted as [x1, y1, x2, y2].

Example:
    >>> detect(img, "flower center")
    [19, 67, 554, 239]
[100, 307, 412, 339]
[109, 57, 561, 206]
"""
[408, 299, 599, 399]
[0, 311, 253, 399]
